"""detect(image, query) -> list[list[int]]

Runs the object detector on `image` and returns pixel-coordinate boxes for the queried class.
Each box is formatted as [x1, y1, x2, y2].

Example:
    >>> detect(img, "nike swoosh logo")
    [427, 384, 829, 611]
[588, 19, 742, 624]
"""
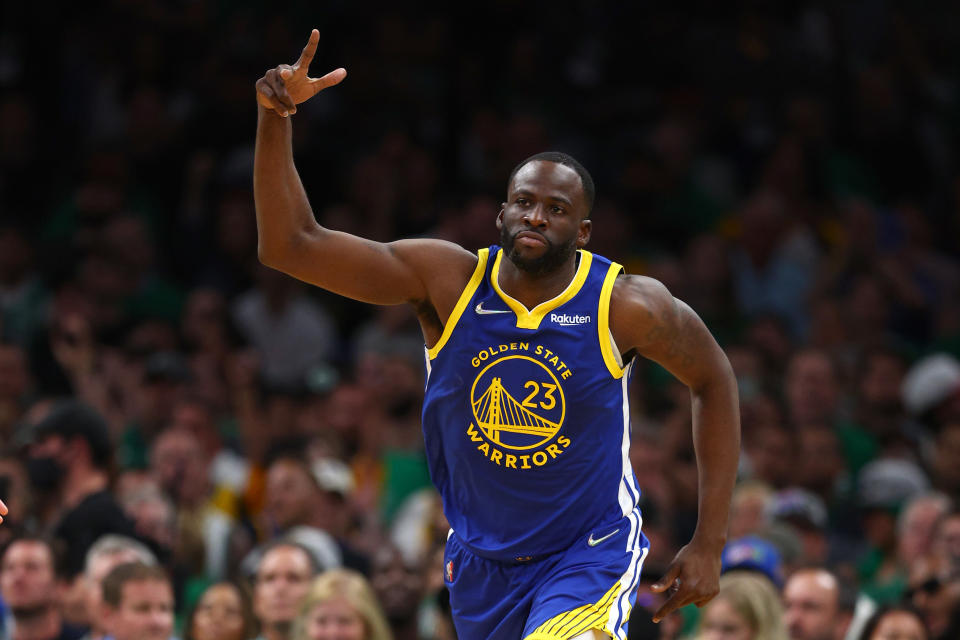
[475, 302, 512, 315]
[587, 528, 619, 547]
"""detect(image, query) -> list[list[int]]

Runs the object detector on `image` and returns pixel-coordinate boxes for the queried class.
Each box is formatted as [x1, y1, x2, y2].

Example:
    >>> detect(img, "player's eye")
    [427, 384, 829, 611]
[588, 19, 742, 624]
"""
[550, 205, 564, 214]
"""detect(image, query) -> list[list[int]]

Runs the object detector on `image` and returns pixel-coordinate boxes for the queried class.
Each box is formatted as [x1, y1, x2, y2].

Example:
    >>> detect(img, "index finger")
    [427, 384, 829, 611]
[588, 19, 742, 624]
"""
[652, 586, 693, 624]
[0, 498, 8, 516]
[296, 28, 320, 69]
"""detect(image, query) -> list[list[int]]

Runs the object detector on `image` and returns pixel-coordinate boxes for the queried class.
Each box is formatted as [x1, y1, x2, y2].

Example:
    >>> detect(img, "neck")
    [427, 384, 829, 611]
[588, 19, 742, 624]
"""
[391, 621, 419, 640]
[61, 466, 108, 509]
[498, 253, 578, 310]
[12, 606, 60, 640]
[264, 621, 292, 640]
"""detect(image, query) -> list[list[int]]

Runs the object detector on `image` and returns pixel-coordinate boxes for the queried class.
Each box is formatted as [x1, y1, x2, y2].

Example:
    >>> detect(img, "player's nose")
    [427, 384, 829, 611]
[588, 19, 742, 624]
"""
[523, 204, 548, 226]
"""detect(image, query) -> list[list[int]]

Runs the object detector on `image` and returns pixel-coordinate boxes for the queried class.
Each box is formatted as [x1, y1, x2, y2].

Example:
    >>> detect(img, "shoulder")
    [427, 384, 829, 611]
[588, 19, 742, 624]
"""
[608, 274, 683, 352]
[388, 239, 480, 284]
[388, 239, 486, 321]
[609, 274, 676, 320]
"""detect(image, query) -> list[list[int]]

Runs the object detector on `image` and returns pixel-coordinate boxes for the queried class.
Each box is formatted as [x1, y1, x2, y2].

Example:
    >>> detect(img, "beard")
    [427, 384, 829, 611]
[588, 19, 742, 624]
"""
[500, 226, 578, 276]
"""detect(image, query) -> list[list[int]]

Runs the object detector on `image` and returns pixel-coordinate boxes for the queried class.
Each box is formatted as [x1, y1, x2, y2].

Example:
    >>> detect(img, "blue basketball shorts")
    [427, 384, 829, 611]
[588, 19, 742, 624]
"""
[443, 507, 649, 640]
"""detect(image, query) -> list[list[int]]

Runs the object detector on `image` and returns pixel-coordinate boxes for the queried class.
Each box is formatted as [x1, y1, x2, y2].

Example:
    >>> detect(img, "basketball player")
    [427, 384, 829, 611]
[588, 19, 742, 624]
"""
[254, 29, 740, 640]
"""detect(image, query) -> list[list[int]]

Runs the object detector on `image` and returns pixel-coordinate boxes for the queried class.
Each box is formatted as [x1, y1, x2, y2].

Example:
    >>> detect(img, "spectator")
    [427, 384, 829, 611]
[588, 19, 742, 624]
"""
[794, 424, 848, 505]
[118, 485, 177, 560]
[927, 422, 960, 503]
[784, 349, 842, 431]
[76, 534, 157, 640]
[696, 570, 789, 640]
[231, 266, 337, 388]
[848, 348, 910, 459]
[0, 343, 31, 440]
[259, 447, 367, 573]
[100, 562, 175, 640]
[896, 493, 952, 571]
[856, 459, 930, 604]
[767, 489, 831, 566]
[251, 541, 319, 640]
[856, 606, 928, 640]
[148, 427, 236, 580]
[730, 189, 819, 339]
[902, 354, 960, 429]
[23, 400, 142, 578]
[782, 567, 854, 640]
[743, 423, 796, 490]
[931, 510, 960, 576]
[728, 481, 773, 540]
[721, 536, 784, 589]
[0, 535, 85, 640]
[290, 569, 391, 640]
[903, 554, 960, 640]
[183, 580, 258, 640]
[369, 545, 425, 640]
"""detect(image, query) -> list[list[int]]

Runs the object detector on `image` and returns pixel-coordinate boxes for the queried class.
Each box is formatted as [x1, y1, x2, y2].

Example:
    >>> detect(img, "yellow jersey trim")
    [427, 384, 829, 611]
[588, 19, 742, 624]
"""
[427, 248, 489, 360]
[491, 249, 594, 330]
[599, 262, 627, 379]
[523, 582, 620, 639]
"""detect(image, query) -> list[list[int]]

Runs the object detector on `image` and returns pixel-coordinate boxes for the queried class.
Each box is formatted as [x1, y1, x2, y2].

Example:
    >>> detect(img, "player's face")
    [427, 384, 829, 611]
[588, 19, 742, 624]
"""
[497, 161, 591, 276]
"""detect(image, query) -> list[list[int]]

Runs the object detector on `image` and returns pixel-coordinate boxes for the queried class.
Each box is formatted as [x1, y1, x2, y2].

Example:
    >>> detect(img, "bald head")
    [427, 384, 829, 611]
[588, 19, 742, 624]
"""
[783, 569, 851, 640]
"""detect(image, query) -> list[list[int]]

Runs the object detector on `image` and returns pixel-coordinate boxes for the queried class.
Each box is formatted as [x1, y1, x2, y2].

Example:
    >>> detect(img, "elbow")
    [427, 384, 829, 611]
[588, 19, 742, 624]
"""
[691, 358, 737, 399]
[257, 244, 283, 270]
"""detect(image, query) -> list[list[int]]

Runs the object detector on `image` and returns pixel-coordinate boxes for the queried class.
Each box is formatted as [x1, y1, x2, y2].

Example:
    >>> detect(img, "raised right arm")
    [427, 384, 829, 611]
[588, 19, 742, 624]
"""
[253, 30, 476, 309]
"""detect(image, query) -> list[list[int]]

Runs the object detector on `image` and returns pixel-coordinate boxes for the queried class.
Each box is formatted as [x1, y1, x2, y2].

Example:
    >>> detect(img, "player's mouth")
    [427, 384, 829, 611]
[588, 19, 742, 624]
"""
[515, 231, 547, 248]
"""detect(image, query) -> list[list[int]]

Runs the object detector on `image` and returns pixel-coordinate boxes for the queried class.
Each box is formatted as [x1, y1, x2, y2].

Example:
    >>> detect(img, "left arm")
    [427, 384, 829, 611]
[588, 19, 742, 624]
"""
[609, 274, 740, 623]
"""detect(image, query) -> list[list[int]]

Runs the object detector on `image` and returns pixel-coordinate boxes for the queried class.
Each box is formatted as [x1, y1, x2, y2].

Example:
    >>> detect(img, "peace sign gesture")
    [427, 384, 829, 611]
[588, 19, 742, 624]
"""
[255, 29, 346, 117]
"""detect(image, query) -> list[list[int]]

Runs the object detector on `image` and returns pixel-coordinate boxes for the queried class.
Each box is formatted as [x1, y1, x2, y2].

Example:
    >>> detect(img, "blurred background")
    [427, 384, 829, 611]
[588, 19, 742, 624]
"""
[2, 1, 960, 639]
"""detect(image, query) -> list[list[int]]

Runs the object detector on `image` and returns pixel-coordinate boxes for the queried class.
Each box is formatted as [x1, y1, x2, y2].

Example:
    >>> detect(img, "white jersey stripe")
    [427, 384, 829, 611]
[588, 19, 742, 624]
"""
[605, 508, 647, 638]
[617, 360, 639, 516]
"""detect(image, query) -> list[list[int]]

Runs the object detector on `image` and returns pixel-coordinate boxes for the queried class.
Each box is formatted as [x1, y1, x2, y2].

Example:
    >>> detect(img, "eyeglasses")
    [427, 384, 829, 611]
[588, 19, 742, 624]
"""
[905, 577, 943, 599]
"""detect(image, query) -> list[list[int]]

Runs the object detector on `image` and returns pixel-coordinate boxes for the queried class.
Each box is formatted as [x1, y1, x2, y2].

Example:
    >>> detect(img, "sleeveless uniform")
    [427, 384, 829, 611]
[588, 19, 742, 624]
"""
[422, 245, 649, 639]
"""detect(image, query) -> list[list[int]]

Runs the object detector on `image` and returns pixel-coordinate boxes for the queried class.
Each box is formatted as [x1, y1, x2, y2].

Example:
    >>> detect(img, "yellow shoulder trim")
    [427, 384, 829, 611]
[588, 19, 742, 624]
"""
[427, 249, 489, 360]
[524, 582, 621, 639]
[599, 262, 627, 379]
[491, 250, 594, 330]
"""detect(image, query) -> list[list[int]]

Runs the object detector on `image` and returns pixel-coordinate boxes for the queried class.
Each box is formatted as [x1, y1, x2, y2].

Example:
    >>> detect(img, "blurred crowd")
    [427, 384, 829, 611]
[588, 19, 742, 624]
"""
[2, 1, 960, 639]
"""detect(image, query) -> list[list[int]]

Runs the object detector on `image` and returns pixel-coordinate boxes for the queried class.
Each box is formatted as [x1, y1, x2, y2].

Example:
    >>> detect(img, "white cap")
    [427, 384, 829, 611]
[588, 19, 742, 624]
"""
[902, 353, 960, 415]
[311, 457, 354, 496]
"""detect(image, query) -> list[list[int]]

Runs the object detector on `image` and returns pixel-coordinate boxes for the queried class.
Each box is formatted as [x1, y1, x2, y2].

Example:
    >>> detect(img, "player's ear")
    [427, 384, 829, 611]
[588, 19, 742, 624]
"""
[577, 218, 592, 248]
[496, 207, 505, 230]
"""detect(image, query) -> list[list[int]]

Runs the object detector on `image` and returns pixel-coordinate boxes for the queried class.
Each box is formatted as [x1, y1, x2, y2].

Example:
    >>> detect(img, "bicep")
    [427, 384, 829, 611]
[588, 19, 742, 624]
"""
[262, 229, 474, 306]
[612, 277, 731, 390]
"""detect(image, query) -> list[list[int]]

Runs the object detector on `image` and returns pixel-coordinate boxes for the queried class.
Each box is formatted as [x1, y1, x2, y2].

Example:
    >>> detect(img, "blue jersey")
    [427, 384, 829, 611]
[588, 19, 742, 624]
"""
[422, 245, 641, 562]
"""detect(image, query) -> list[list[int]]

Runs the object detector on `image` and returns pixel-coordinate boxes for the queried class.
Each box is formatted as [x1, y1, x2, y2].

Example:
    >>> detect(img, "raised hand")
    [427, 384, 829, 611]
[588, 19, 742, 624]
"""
[255, 28, 347, 117]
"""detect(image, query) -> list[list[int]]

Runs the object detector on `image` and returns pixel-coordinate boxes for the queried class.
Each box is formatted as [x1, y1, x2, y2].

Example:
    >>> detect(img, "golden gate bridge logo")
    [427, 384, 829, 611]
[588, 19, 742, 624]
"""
[470, 356, 565, 450]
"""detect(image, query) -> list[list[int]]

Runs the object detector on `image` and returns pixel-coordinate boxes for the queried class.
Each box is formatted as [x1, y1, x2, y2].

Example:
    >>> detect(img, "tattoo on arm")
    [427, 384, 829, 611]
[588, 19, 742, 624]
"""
[644, 304, 696, 368]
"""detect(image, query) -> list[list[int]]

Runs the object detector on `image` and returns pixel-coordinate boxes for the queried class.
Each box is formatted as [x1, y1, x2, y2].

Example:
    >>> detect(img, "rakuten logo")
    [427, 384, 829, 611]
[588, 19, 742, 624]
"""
[550, 313, 591, 326]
